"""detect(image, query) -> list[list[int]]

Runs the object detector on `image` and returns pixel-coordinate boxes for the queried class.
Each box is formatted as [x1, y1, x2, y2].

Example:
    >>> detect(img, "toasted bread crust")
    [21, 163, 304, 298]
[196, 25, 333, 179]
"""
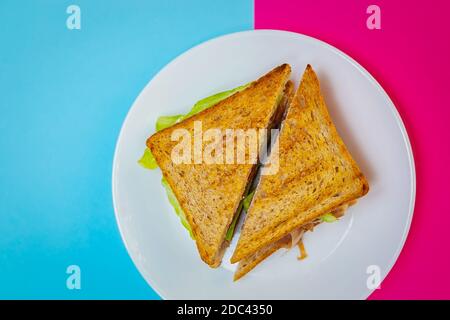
[148, 64, 291, 267]
[233, 201, 354, 280]
[234, 235, 289, 281]
[231, 65, 369, 264]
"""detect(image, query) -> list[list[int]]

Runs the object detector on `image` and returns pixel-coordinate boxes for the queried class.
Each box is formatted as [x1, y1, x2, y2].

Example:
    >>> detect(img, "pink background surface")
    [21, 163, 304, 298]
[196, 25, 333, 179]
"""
[255, 0, 450, 299]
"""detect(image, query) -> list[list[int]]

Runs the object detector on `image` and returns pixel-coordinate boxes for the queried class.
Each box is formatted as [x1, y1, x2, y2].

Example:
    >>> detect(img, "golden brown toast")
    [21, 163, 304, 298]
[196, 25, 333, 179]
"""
[233, 202, 354, 280]
[147, 64, 292, 267]
[234, 234, 290, 281]
[231, 65, 369, 268]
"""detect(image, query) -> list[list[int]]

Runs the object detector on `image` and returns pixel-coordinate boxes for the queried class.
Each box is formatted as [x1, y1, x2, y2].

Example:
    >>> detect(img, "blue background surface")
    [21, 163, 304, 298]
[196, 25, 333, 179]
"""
[0, 0, 252, 299]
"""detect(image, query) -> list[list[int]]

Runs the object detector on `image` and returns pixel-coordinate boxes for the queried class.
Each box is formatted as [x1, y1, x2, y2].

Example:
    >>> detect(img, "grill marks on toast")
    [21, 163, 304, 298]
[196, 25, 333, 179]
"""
[231, 65, 369, 270]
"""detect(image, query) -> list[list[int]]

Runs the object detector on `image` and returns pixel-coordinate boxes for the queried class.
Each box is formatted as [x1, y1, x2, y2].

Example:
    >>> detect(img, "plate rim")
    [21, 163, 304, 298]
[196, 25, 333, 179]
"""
[112, 29, 416, 300]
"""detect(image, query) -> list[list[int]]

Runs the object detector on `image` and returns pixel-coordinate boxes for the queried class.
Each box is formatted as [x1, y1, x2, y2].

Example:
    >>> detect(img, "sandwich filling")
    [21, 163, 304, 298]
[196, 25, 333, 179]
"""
[234, 200, 356, 280]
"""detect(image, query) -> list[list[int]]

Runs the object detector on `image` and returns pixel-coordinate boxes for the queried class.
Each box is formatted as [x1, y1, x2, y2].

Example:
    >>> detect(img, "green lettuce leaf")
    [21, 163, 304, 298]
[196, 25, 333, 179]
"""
[225, 201, 242, 241]
[242, 190, 255, 212]
[138, 147, 158, 169]
[155, 114, 184, 132]
[161, 177, 194, 239]
[225, 189, 255, 241]
[321, 213, 337, 223]
[184, 83, 250, 118]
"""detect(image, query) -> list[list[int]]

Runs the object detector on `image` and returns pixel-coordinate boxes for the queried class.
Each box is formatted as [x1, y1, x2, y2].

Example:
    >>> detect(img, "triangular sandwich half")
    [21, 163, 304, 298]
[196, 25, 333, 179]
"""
[231, 65, 369, 279]
[147, 64, 292, 267]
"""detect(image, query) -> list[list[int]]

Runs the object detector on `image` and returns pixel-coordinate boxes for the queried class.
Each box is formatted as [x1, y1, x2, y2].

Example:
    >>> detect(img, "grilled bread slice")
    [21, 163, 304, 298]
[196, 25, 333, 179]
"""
[233, 202, 354, 281]
[231, 65, 369, 276]
[147, 64, 292, 267]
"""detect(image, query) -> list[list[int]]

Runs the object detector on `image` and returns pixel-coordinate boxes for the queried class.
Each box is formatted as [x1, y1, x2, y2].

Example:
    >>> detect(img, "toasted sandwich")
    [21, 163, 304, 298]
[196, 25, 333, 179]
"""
[230, 65, 369, 280]
[147, 64, 293, 267]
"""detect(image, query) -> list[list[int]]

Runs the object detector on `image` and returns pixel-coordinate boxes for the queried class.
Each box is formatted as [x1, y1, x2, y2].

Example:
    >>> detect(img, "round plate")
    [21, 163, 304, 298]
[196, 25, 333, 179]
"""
[112, 30, 415, 299]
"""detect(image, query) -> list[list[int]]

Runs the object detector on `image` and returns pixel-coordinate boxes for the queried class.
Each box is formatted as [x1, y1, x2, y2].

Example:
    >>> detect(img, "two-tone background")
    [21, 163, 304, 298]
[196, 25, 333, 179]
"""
[1, 0, 449, 299]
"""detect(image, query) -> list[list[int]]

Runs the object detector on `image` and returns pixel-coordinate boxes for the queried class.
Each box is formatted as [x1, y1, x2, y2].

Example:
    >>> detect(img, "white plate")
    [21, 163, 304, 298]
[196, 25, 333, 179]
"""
[112, 30, 415, 299]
